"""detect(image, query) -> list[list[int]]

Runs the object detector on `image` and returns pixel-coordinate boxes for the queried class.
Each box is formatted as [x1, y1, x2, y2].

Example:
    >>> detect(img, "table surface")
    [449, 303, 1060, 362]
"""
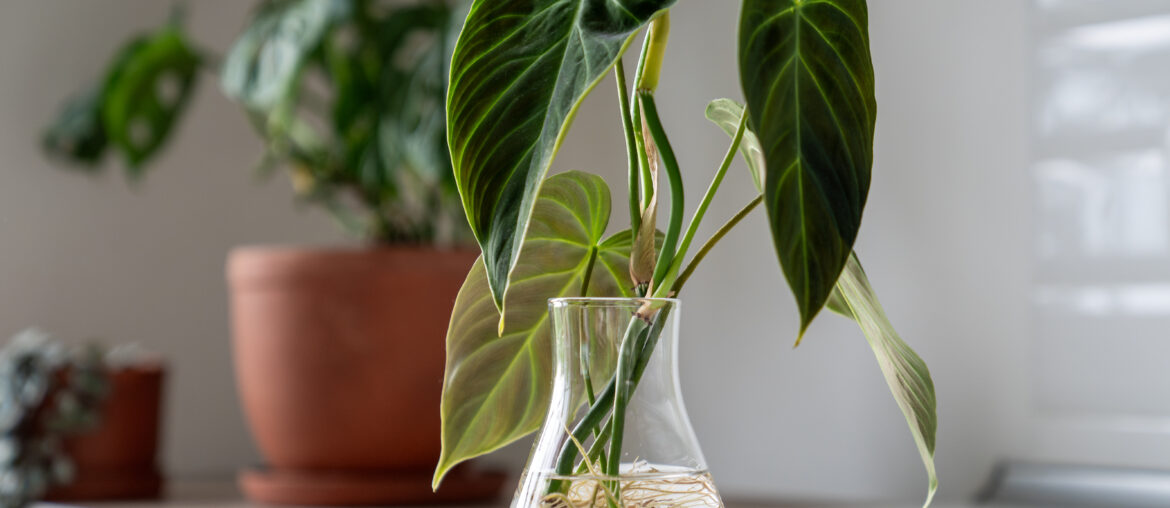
[33, 481, 1001, 508]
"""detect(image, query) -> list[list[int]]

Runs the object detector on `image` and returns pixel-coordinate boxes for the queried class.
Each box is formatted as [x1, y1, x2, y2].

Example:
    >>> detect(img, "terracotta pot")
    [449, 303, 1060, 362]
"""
[228, 246, 504, 505]
[45, 365, 165, 502]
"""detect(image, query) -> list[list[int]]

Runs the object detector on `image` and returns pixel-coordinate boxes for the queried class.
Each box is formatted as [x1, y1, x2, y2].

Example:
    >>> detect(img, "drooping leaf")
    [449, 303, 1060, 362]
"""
[447, 0, 676, 312]
[435, 171, 639, 487]
[220, 0, 351, 111]
[828, 253, 937, 507]
[740, 0, 877, 337]
[704, 98, 765, 192]
[100, 26, 201, 173]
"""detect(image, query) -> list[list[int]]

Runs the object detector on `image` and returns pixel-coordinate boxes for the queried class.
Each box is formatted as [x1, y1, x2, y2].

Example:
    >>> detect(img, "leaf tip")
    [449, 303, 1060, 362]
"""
[793, 313, 815, 348]
[431, 464, 447, 492]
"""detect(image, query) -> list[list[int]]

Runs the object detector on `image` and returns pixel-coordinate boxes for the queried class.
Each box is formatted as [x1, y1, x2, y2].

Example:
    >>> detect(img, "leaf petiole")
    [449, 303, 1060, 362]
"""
[615, 60, 641, 236]
[653, 112, 747, 297]
[672, 195, 763, 293]
[638, 93, 683, 292]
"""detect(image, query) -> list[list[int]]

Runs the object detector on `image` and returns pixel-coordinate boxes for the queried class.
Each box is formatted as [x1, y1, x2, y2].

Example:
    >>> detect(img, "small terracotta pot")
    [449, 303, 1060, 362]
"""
[45, 365, 166, 502]
[228, 246, 504, 505]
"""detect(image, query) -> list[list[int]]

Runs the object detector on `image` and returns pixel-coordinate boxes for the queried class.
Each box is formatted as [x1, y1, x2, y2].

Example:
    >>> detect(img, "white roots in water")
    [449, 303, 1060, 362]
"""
[539, 462, 721, 508]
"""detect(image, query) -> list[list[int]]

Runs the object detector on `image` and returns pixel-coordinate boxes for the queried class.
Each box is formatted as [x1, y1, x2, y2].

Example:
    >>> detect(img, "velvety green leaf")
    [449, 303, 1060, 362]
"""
[436, 171, 638, 487]
[101, 27, 201, 172]
[740, 0, 877, 336]
[220, 0, 350, 110]
[828, 253, 937, 507]
[704, 98, 765, 192]
[447, 0, 675, 311]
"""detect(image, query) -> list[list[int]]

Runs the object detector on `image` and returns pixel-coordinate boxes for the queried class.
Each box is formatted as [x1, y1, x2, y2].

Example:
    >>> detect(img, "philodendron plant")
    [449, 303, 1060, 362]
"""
[435, 1, 938, 506]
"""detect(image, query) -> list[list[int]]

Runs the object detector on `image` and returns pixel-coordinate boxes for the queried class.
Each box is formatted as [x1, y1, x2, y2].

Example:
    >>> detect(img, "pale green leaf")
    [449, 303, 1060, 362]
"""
[435, 171, 637, 487]
[829, 253, 938, 507]
[704, 98, 765, 192]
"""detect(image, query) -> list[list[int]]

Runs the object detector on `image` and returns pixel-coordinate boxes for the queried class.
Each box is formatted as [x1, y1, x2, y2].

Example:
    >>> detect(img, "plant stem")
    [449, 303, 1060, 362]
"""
[633, 13, 670, 92]
[654, 112, 747, 297]
[631, 13, 669, 210]
[615, 60, 641, 236]
[575, 420, 614, 474]
[638, 93, 683, 292]
[672, 195, 764, 293]
[605, 318, 646, 480]
[551, 380, 616, 490]
[548, 313, 664, 492]
[633, 101, 653, 213]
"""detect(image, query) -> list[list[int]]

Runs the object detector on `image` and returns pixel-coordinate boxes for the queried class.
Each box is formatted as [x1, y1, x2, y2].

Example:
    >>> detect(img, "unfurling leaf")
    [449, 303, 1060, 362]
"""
[435, 171, 640, 487]
[740, 0, 877, 338]
[447, 0, 676, 313]
[828, 253, 938, 507]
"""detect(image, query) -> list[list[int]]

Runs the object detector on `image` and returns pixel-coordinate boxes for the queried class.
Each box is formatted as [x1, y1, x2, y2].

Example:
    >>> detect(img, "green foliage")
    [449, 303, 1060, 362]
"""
[43, 25, 200, 177]
[446, 0, 676, 310]
[397, 0, 933, 502]
[704, 99, 764, 193]
[828, 254, 938, 507]
[435, 171, 644, 486]
[43, 0, 468, 245]
[739, 0, 877, 339]
[101, 27, 202, 174]
[0, 329, 109, 508]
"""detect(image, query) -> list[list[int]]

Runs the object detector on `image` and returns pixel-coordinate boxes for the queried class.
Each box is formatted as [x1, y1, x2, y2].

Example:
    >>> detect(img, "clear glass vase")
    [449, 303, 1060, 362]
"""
[513, 297, 723, 508]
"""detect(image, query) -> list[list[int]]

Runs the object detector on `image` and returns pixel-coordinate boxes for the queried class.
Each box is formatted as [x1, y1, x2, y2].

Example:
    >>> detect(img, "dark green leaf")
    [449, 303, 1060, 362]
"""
[42, 87, 109, 167]
[436, 171, 639, 486]
[828, 253, 937, 507]
[447, 0, 676, 311]
[739, 0, 876, 337]
[220, 0, 350, 110]
[101, 27, 202, 172]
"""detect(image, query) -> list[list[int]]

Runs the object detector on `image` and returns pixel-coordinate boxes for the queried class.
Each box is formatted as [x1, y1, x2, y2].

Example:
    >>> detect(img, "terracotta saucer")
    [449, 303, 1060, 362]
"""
[239, 466, 508, 506]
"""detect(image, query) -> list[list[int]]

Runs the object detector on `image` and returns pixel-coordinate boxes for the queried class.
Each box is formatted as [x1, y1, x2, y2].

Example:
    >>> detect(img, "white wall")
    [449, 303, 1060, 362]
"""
[2, 0, 1038, 503]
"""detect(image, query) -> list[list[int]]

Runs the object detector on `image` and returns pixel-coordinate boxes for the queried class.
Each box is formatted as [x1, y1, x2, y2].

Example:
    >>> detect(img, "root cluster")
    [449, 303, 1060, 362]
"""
[539, 471, 720, 508]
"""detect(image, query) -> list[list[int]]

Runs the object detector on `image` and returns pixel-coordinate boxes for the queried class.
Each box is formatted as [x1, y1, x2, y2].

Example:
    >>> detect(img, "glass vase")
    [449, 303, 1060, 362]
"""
[513, 297, 723, 508]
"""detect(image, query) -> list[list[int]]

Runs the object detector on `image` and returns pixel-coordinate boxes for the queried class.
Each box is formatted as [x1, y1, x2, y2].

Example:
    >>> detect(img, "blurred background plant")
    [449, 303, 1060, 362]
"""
[42, 0, 469, 245]
[0, 329, 108, 508]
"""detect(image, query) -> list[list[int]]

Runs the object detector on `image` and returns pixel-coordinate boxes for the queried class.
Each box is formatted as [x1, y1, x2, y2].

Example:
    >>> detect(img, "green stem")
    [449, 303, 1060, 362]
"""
[575, 419, 613, 474]
[633, 101, 653, 212]
[548, 314, 662, 492]
[551, 379, 616, 492]
[615, 60, 640, 236]
[638, 93, 683, 292]
[672, 195, 764, 293]
[605, 318, 646, 479]
[580, 247, 598, 298]
[633, 13, 669, 92]
[580, 247, 599, 406]
[653, 112, 747, 297]
[631, 14, 668, 211]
